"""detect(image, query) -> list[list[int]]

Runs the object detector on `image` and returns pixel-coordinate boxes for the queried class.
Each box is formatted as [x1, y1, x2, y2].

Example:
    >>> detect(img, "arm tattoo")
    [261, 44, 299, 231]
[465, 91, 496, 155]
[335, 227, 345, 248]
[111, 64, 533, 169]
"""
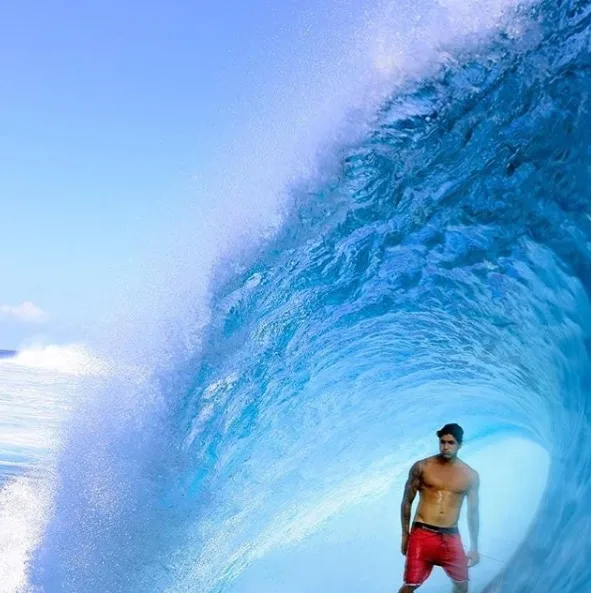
[401, 461, 422, 535]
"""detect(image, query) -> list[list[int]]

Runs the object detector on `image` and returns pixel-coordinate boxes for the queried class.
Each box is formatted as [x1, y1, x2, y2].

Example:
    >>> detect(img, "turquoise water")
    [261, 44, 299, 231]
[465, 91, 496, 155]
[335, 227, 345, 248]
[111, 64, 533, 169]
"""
[5, 0, 590, 591]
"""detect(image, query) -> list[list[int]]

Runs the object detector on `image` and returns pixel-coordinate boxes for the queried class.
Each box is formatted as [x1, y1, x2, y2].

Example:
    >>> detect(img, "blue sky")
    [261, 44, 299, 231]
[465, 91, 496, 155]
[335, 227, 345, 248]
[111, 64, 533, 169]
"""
[1, 0, 373, 349]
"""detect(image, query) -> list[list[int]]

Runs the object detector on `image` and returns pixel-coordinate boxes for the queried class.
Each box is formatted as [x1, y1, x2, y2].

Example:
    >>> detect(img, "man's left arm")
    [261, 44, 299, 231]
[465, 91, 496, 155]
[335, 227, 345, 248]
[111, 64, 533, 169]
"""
[467, 472, 480, 567]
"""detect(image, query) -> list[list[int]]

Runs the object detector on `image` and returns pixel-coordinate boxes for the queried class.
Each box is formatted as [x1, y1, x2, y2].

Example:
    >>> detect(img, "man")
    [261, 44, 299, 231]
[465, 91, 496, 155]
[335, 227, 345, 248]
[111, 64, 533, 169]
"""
[398, 423, 480, 593]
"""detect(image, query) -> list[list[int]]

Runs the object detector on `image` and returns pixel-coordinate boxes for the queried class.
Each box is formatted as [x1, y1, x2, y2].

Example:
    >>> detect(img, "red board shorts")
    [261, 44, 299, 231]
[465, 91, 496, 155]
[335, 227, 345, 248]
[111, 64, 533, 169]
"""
[404, 522, 468, 586]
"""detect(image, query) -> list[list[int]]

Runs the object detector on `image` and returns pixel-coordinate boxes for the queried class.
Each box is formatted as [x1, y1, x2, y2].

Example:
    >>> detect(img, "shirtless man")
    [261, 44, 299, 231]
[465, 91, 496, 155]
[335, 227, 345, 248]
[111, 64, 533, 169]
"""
[398, 423, 480, 593]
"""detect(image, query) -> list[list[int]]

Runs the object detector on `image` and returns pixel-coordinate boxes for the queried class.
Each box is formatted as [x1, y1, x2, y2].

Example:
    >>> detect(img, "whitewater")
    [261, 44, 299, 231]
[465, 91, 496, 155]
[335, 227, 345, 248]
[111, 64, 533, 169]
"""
[1, 0, 590, 591]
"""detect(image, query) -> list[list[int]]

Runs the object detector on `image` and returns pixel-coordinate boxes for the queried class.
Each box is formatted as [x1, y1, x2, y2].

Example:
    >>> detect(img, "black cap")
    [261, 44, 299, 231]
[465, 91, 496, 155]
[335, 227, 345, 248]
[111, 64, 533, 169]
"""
[436, 423, 464, 445]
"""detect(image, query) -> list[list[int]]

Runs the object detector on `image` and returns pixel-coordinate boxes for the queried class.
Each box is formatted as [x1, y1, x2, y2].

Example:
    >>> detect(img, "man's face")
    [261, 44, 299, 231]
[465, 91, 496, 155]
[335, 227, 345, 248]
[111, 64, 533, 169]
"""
[439, 434, 460, 459]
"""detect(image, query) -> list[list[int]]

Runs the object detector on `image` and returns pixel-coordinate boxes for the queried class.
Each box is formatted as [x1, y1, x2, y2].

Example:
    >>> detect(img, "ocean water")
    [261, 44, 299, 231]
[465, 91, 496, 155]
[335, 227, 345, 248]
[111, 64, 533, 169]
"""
[0, 354, 76, 592]
[2, 0, 591, 591]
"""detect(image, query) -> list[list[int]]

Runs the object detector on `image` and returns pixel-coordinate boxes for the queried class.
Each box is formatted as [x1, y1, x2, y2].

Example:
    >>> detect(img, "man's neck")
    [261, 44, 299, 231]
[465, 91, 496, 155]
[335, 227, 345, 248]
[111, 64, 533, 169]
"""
[437, 454, 458, 464]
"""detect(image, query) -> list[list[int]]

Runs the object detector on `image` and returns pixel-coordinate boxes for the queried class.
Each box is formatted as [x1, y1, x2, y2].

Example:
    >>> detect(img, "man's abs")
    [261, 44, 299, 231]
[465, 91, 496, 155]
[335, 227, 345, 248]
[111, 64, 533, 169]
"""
[414, 489, 465, 528]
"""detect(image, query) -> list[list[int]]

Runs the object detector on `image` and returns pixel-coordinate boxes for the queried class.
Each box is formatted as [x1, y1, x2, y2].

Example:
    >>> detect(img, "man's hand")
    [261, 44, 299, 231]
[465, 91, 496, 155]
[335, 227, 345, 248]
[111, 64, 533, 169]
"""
[401, 533, 409, 556]
[467, 549, 480, 567]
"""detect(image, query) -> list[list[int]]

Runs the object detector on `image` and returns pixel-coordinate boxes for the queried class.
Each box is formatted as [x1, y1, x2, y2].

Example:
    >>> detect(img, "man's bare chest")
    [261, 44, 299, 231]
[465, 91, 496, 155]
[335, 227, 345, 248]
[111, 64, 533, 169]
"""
[421, 466, 471, 494]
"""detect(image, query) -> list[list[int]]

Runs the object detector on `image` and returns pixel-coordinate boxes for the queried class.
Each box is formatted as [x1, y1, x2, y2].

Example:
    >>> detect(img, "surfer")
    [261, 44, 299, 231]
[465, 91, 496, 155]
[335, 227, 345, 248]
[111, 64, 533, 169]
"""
[398, 423, 480, 592]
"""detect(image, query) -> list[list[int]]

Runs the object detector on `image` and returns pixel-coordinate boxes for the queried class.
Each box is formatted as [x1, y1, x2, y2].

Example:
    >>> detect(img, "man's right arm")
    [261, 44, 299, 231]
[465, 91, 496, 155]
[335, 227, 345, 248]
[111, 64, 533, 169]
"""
[400, 460, 422, 553]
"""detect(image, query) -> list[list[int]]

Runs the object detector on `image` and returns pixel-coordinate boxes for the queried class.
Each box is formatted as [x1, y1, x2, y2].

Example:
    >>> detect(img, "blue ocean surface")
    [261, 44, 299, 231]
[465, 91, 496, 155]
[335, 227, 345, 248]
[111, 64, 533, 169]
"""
[0, 355, 77, 591]
[0, 0, 590, 591]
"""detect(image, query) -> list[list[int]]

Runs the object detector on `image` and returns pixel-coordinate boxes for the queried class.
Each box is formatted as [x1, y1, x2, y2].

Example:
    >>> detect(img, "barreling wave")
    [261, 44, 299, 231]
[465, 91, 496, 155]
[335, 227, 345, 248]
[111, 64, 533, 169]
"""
[27, 0, 591, 591]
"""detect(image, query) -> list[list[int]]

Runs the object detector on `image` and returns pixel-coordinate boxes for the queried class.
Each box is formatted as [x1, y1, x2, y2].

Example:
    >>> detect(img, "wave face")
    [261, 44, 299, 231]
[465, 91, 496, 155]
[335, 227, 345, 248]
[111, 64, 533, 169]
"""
[28, 0, 591, 592]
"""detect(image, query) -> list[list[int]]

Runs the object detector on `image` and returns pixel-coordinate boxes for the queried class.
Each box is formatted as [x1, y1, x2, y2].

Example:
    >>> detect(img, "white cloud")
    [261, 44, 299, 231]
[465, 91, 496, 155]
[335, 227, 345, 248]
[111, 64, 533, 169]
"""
[0, 302, 49, 323]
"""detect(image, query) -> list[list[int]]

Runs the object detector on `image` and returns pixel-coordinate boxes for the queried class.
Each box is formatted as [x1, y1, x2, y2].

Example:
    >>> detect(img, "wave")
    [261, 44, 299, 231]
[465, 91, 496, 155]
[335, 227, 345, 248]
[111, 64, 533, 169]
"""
[0, 344, 142, 378]
[24, 0, 591, 592]
[0, 476, 53, 593]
